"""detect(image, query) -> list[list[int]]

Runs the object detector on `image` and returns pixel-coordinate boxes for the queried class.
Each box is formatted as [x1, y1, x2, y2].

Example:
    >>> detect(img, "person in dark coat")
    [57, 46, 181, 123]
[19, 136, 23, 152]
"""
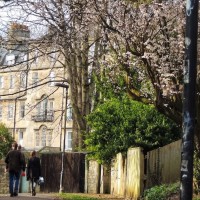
[5, 142, 25, 197]
[18, 145, 26, 171]
[17, 145, 26, 193]
[27, 150, 41, 196]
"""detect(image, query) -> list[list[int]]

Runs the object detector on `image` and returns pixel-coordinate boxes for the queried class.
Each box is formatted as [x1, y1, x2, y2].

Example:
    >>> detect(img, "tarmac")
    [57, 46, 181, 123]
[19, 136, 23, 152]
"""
[0, 193, 58, 200]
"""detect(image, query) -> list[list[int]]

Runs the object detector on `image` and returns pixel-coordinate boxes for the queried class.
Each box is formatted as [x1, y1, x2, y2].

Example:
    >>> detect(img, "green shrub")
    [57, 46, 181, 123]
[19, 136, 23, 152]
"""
[143, 182, 179, 200]
[85, 96, 180, 164]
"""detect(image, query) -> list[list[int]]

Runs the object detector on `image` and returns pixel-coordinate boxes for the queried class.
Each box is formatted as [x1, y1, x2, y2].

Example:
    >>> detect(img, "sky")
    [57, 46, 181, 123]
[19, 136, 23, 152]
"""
[0, 1, 46, 39]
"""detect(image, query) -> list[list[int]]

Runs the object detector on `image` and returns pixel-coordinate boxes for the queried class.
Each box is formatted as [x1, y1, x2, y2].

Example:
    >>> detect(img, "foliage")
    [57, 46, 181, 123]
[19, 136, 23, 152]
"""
[95, 0, 185, 125]
[194, 148, 200, 195]
[0, 123, 14, 159]
[85, 96, 180, 164]
[142, 182, 180, 200]
[59, 193, 98, 200]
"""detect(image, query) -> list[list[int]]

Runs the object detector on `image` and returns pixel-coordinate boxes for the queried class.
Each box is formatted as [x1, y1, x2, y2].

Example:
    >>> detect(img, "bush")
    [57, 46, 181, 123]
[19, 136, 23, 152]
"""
[142, 182, 180, 200]
[0, 123, 14, 159]
[85, 96, 181, 164]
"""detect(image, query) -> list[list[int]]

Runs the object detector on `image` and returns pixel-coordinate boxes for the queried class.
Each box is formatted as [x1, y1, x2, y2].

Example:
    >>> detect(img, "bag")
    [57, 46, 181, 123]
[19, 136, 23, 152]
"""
[38, 176, 44, 185]
[21, 171, 26, 176]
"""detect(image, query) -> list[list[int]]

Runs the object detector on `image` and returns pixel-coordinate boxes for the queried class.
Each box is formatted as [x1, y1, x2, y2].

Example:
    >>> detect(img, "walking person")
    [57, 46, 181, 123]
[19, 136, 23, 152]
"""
[17, 145, 26, 193]
[5, 142, 25, 197]
[18, 145, 26, 169]
[27, 150, 41, 196]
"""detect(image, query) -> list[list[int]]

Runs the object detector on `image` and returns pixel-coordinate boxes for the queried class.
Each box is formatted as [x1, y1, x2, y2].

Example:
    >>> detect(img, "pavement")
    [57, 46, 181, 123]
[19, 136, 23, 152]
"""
[0, 193, 58, 200]
[0, 193, 125, 200]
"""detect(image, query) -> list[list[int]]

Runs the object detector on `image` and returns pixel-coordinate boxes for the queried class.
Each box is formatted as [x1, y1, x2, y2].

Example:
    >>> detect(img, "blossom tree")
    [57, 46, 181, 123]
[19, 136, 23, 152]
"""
[94, 0, 185, 123]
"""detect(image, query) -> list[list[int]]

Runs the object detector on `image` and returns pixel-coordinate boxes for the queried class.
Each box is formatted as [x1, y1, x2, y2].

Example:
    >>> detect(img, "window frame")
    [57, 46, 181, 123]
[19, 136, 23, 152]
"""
[18, 130, 24, 146]
[49, 71, 55, 86]
[20, 72, 27, 88]
[8, 104, 14, 119]
[10, 75, 14, 89]
[65, 131, 72, 150]
[0, 76, 4, 89]
[32, 72, 39, 86]
[20, 101, 25, 118]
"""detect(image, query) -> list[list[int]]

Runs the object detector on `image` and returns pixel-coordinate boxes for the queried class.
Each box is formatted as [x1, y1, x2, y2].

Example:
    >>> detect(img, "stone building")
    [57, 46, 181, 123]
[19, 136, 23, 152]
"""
[0, 23, 73, 151]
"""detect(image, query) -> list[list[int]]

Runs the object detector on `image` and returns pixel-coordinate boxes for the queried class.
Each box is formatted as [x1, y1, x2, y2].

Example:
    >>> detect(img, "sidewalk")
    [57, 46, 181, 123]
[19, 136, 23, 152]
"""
[0, 193, 126, 200]
[0, 193, 58, 200]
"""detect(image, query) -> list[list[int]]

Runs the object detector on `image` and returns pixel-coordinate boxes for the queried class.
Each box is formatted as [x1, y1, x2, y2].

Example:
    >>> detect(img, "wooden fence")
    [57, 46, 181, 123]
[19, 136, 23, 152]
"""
[40, 152, 85, 193]
[146, 140, 181, 188]
[0, 140, 182, 198]
[106, 140, 182, 199]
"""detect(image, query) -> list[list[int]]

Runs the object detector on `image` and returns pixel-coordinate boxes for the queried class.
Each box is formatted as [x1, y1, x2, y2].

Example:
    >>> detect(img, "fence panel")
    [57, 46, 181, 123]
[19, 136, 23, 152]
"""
[146, 140, 181, 188]
[126, 147, 144, 200]
[40, 152, 85, 193]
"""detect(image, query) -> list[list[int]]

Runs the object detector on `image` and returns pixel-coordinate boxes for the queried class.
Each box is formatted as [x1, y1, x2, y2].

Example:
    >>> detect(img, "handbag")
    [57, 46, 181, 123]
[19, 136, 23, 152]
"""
[38, 176, 44, 185]
[21, 171, 26, 176]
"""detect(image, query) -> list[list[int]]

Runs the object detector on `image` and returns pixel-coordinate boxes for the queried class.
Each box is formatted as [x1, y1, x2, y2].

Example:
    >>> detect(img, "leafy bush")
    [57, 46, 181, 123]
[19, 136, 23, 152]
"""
[85, 96, 181, 164]
[142, 182, 180, 200]
[0, 123, 14, 159]
[194, 148, 200, 195]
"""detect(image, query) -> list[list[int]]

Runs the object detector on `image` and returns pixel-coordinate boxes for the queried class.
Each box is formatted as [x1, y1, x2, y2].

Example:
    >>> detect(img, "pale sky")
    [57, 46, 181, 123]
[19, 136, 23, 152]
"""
[0, 1, 47, 39]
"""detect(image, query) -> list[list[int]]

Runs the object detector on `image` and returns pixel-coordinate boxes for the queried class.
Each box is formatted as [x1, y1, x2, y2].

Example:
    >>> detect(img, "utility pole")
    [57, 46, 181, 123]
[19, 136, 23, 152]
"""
[180, 0, 199, 199]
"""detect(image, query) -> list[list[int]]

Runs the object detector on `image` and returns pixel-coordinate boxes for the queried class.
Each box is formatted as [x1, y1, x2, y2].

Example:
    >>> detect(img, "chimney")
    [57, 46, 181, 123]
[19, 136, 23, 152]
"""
[7, 22, 30, 50]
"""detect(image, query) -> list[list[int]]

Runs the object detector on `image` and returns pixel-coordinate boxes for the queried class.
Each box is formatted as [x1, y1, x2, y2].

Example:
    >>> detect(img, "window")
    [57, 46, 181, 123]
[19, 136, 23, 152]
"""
[65, 131, 72, 150]
[35, 131, 40, 147]
[18, 131, 24, 146]
[0, 106, 2, 119]
[49, 101, 53, 112]
[49, 71, 55, 86]
[34, 50, 39, 64]
[20, 102, 25, 118]
[8, 104, 14, 119]
[40, 98, 48, 115]
[32, 72, 39, 86]
[6, 54, 15, 65]
[35, 126, 52, 147]
[41, 126, 47, 146]
[20, 72, 27, 88]
[18, 53, 27, 63]
[35, 96, 54, 121]
[67, 101, 73, 120]
[0, 76, 4, 88]
[10, 75, 14, 89]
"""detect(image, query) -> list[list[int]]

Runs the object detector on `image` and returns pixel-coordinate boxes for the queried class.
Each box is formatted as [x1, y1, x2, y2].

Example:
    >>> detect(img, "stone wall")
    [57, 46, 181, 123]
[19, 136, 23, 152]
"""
[0, 160, 9, 194]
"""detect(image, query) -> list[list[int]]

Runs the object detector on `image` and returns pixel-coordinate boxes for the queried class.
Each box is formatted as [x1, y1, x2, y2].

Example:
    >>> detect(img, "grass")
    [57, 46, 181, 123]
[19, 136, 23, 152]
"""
[59, 193, 99, 200]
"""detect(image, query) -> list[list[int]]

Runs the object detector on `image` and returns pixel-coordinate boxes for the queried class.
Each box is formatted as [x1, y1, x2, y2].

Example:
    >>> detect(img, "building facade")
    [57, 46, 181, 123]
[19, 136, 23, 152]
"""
[0, 23, 73, 151]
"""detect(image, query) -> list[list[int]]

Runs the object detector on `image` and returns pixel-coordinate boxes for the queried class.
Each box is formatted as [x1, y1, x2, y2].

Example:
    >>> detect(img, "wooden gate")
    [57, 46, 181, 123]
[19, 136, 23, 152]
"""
[40, 152, 85, 193]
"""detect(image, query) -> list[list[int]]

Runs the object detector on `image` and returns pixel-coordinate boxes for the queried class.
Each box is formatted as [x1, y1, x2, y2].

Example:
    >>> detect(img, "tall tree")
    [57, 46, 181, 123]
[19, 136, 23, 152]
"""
[4, 0, 104, 149]
[94, 0, 185, 123]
